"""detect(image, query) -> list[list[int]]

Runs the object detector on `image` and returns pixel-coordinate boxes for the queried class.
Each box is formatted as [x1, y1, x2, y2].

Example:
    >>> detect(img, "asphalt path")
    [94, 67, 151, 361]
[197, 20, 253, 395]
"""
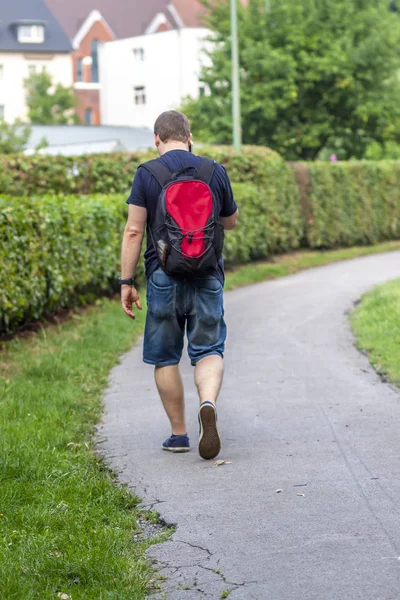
[99, 252, 400, 600]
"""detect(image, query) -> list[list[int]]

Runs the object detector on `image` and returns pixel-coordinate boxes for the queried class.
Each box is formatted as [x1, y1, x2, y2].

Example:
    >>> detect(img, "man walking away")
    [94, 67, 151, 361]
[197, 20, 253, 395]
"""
[119, 110, 238, 460]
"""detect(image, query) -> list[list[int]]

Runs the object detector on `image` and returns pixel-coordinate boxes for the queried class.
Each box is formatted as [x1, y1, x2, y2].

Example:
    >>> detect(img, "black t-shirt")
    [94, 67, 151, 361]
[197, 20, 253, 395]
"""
[126, 149, 238, 283]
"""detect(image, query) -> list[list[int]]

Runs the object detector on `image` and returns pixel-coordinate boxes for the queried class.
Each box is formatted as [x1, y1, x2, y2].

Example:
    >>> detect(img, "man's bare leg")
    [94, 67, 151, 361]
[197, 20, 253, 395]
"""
[195, 355, 224, 460]
[194, 355, 224, 405]
[155, 365, 186, 435]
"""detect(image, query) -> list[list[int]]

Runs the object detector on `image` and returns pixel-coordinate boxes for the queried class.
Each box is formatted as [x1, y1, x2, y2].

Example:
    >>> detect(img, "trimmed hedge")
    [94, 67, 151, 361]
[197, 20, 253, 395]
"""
[3, 149, 400, 333]
[293, 161, 400, 248]
[226, 179, 302, 265]
[0, 153, 153, 197]
[0, 146, 281, 196]
[1, 195, 126, 333]
[1, 178, 302, 333]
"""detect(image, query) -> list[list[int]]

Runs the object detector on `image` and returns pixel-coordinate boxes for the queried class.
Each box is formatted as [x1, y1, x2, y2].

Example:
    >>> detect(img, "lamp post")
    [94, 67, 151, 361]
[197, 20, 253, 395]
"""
[230, 0, 242, 152]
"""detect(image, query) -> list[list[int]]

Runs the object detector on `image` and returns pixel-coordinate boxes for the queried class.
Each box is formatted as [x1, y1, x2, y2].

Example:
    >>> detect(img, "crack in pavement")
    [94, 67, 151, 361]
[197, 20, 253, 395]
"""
[140, 499, 169, 512]
[175, 539, 212, 558]
[148, 539, 253, 597]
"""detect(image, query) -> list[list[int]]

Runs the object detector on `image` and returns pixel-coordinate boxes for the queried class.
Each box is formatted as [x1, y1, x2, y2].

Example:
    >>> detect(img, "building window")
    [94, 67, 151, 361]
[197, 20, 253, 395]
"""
[91, 39, 99, 83]
[85, 108, 93, 126]
[134, 86, 146, 105]
[18, 25, 45, 44]
[28, 64, 37, 76]
[76, 58, 83, 82]
[133, 48, 145, 61]
[0, 105, 4, 120]
[0, 65, 3, 80]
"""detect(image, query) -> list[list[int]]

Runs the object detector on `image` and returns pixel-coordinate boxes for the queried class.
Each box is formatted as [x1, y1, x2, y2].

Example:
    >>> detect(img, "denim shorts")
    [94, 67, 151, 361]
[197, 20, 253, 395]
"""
[143, 269, 227, 367]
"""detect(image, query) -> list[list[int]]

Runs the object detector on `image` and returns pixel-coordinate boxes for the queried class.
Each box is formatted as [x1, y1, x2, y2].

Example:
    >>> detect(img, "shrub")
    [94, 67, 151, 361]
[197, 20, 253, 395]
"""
[225, 180, 303, 265]
[1, 175, 301, 333]
[0, 146, 284, 196]
[0, 153, 154, 197]
[4, 149, 400, 333]
[0, 195, 128, 333]
[293, 161, 400, 248]
[201, 145, 282, 186]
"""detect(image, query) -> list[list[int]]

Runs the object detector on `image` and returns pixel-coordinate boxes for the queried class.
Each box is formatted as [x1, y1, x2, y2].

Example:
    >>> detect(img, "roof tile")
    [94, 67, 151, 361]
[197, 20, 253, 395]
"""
[44, 0, 204, 40]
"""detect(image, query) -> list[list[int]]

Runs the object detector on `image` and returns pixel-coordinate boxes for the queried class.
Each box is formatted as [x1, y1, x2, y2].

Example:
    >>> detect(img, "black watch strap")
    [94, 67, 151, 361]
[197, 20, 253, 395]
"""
[118, 277, 135, 286]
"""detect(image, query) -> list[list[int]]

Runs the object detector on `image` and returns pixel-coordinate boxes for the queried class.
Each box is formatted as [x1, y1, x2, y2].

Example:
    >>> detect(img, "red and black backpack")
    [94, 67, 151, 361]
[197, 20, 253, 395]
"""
[141, 157, 224, 278]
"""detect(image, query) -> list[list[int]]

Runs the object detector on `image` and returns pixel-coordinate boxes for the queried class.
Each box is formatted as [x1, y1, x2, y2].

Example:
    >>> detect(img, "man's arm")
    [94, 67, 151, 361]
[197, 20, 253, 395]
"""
[218, 165, 239, 230]
[220, 209, 239, 230]
[120, 204, 147, 320]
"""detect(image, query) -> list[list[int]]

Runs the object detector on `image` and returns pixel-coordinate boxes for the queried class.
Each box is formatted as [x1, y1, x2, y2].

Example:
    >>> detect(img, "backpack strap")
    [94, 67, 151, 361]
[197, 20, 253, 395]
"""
[140, 159, 173, 188]
[195, 157, 216, 185]
[141, 157, 216, 187]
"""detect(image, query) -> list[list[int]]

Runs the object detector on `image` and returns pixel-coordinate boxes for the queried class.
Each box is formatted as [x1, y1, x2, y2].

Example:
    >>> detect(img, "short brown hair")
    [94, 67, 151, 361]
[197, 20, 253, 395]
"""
[154, 110, 191, 143]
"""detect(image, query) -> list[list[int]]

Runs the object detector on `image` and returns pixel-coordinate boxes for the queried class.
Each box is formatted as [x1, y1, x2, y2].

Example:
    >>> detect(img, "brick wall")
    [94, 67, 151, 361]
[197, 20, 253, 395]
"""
[73, 19, 114, 125]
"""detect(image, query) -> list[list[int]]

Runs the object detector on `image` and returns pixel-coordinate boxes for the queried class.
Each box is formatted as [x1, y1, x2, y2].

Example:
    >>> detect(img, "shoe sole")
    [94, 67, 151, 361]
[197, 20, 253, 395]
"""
[198, 404, 221, 460]
[162, 446, 190, 453]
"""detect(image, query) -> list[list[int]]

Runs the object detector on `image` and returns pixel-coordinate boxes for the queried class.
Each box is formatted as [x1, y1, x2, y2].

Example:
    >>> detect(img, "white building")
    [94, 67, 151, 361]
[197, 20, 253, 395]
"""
[99, 28, 211, 129]
[0, 0, 73, 124]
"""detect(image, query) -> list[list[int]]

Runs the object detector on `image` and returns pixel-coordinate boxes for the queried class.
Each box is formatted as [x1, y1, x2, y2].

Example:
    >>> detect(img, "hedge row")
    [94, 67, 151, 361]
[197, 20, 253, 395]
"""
[225, 175, 302, 264]
[3, 151, 400, 333]
[0, 146, 280, 196]
[1, 179, 302, 333]
[293, 161, 400, 248]
[1, 195, 125, 333]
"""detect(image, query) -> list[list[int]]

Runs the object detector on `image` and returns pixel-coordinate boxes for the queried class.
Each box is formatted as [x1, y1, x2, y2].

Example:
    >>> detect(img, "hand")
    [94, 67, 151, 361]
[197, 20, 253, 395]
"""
[121, 286, 142, 320]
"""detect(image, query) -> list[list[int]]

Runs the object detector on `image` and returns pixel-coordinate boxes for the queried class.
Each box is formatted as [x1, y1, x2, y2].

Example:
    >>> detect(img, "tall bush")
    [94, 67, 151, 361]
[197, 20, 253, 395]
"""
[3, 149, 400, 333]
[0, 146, 285, 196]
[225, 180, 303, 264]
[1, 178, 302, 333]
[295, 161, 400, 248]
[1, 195, 126, 333]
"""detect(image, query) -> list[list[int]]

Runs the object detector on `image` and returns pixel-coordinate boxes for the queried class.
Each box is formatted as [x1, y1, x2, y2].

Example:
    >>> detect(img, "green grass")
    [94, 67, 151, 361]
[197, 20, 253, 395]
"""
[224, 241, 400, 290]
[0, 299, 171, 600]
[351, 278, 400, 386]
[1, 240, 400, 599]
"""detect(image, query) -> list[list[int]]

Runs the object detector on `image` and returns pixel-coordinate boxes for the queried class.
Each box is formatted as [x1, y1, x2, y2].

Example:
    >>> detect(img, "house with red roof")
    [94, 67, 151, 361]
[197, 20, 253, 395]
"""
[45, 0, 206, 125]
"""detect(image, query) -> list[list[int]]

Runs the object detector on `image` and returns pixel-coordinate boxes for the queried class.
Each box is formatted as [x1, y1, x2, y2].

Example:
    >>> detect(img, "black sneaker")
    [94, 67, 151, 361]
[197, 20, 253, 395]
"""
[198, 401, 221, 460]
[162, 434, 190, 453]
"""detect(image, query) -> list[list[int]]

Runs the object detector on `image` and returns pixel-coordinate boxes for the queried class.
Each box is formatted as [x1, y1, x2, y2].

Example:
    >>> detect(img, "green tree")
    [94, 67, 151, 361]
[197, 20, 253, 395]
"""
[363, 140, 400, 160]
[0, 119, 31, 154]
[25, 71, 79, 125]
[184, 0, 400, 159]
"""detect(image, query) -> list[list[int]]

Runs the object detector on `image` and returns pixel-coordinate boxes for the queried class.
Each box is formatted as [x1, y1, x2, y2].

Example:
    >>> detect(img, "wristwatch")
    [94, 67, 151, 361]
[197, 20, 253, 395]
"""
[118, 277, 135, 286]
